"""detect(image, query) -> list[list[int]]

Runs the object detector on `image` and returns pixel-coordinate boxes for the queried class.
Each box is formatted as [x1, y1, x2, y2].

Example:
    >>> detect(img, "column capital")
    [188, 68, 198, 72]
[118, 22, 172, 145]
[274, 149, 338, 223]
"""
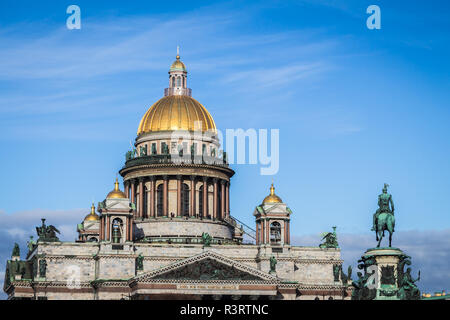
[190, 175, 196, 181]
[220, 179, 226, 185]
[149, 175, 156, 181]
[176, 174, 183, 180]
[138, 177, 145, 183]
[202, 176, 208, 182]
[213, 177, 219, 183]
[162, 175, 169, 181]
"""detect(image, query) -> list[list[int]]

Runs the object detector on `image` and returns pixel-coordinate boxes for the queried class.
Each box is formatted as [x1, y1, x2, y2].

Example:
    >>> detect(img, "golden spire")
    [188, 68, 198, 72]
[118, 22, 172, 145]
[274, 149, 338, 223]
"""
[176, 45, 180, 59]
[263, 180, 282, 204]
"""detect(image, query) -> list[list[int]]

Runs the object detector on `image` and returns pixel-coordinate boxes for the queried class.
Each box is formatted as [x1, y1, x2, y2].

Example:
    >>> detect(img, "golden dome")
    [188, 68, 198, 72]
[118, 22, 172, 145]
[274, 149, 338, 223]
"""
[262, 183, 283, 204]
[106, 178, 127, 199]
[84, 203, 99, 221]
[170, 55, 187, 72]
[137, 95, 216, 134]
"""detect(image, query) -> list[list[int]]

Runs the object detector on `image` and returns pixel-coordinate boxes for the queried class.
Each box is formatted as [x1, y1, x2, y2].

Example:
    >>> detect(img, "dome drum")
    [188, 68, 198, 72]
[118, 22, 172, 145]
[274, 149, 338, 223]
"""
[134, 218, 234, 242]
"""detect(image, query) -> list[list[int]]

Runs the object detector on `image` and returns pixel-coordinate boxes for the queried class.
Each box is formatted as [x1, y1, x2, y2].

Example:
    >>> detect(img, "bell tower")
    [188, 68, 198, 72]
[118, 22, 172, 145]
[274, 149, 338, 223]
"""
[98, 179, 135, 243]
[254, 182, 292, 246]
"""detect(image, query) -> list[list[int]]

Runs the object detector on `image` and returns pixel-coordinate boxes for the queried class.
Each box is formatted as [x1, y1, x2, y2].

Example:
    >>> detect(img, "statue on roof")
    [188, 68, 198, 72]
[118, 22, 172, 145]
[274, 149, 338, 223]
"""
[36, 218, 60, 242]
[319, 226, 339, 248]
[12, 243, 20, 257]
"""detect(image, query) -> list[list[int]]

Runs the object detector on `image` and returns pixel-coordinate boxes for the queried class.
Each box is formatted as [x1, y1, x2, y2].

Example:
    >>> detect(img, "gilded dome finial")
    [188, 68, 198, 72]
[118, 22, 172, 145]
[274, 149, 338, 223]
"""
[176, 45, 180, 60]
[263, 180, 282, 204]
[114, 178, 120, 191]
[84, 202, 99, 221]
[106, 178, 127, 199]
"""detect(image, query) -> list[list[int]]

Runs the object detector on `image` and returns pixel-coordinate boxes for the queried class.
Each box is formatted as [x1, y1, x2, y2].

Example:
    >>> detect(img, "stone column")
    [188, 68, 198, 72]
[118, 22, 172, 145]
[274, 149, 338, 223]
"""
[213, 178, 218, 220]
[225, 181, 230, 218]
[260, 219, 264, 244]
[129, 217, 133, 241]
[138, 178, 144, 219]
[202, 177, 208, 218]
[150, 176, 156, 218]
[177, 175, 182, 216]
[286, 221, 290, 245]
[266, 220, 270, 244]
[163, 175, 168, 217]
[124, 181, 129, 199]
[220, 180, 225, 220]
[99, 216, 104, 241]
[106, 216, 110, 241]
[256, 221, 259, 245]
[190, 176, 195, 217]
[130, 179, 136, 218]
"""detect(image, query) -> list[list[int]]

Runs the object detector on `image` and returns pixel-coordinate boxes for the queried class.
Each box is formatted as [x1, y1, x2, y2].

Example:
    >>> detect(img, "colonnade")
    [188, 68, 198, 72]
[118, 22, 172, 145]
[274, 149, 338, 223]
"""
[124, 175, 230, 221]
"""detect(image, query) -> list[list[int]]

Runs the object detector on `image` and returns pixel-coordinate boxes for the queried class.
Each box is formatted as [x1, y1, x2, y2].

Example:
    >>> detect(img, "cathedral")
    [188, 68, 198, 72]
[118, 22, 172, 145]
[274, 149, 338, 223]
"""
[3, 53, 348, 300]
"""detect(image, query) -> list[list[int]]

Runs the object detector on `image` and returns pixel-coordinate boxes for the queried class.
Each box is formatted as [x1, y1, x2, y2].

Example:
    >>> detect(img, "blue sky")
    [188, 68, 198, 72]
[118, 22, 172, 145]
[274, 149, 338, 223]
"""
[0, 0, 449, 295]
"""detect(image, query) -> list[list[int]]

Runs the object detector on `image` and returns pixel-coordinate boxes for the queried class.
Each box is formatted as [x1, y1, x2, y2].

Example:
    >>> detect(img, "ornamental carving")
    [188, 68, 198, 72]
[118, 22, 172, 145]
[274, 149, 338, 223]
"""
[152, 258, 261, 281]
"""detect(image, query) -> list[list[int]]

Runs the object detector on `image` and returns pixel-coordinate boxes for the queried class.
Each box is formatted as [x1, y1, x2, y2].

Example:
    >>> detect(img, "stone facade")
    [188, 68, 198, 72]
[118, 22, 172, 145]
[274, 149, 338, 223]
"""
[3, 53, 350, 300]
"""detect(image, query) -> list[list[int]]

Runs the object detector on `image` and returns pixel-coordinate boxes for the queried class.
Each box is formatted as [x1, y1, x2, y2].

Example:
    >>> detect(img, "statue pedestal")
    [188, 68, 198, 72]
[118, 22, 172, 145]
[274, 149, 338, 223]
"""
[363, 247, 403, 300]
[353, 247, 420, 300]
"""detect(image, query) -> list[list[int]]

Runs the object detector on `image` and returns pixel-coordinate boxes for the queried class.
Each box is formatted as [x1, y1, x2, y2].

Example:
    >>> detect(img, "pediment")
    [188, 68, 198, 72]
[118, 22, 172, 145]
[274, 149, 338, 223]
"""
[134, 251, 278, 283]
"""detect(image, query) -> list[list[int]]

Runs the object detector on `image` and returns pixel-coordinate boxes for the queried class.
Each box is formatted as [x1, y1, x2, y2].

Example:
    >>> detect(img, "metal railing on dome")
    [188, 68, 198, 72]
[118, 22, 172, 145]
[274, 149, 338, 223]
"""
[123, 154, 230, 168]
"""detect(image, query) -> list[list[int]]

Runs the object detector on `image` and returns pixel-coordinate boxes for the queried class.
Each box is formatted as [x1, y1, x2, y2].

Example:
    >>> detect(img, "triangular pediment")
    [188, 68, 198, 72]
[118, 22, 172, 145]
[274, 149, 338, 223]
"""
[134, 251, 278, 283]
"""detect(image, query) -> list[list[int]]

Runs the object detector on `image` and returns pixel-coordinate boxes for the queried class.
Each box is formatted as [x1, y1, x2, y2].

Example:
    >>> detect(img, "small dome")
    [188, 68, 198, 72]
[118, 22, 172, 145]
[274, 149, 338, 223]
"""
[262, 183, 283, 204]
[84, 203, 99, 221]
[106, 178, 127, 199]
[170, 55, 187, 72]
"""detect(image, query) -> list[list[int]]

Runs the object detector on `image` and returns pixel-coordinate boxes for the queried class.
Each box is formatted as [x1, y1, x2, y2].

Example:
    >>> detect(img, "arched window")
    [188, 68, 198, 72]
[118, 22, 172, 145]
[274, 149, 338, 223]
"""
[181, 183, 190, 216]
[182, 77, 185, 88]
[157, 184, 164, 216]
[270, 222, 281, 243]
[172, 76, 175, 87]
[176, 77, 181, 87]
[112, 218, 123, 244]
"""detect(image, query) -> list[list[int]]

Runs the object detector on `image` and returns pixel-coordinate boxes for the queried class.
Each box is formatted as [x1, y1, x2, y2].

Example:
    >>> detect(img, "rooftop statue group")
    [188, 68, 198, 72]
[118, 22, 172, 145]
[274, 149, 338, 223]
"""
[36, 218, 60, 242]
[319, 226, 339, 249]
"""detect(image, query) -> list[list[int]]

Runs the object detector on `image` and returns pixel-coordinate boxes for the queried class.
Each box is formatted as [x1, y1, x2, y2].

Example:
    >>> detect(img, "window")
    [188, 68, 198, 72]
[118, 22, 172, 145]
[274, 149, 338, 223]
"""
[176, 77, 181, 87]
[151, 143, 157, 155]
[172, 77, 175, 87]
[181, 183, 190, 216]
[161, 142, 168, 154]
[143, 186, 148, 218]
[270, 222, 282, 243]
[112, 218, 123, 244]
[157, 184, 164, 216]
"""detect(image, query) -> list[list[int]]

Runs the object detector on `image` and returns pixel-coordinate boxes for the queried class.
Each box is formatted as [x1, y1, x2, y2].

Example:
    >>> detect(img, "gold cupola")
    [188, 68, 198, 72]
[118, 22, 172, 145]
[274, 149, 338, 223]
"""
[262, 182, 283, 204]
[106, 178, 127, 199]
[137, 48, 216, 135]
[170, 54, 187, 72]
[84, 203, 100, 221]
